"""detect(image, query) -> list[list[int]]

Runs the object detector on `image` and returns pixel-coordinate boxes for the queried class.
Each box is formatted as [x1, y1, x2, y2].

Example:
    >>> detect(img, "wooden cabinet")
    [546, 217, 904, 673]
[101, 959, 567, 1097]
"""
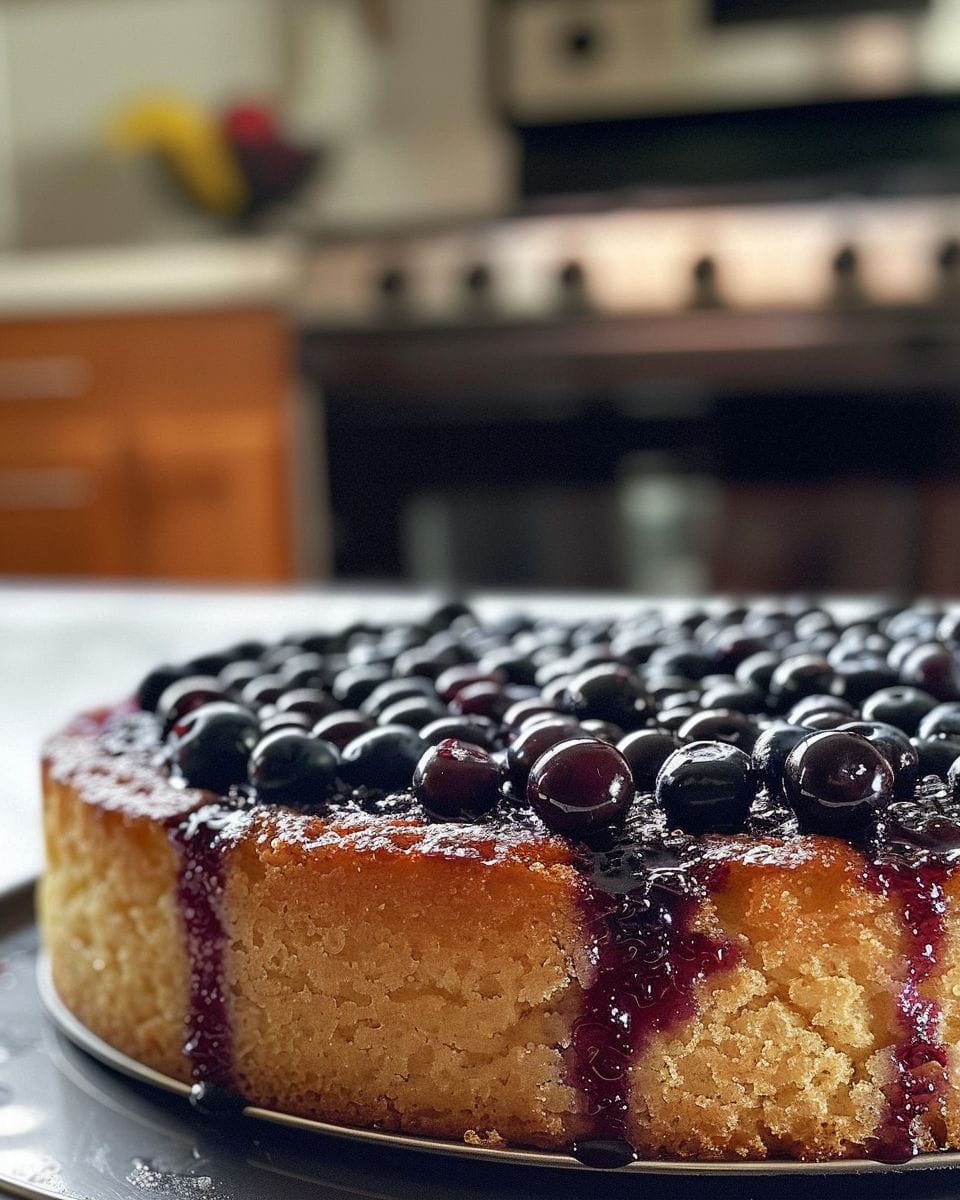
[0, 309, 312, 582]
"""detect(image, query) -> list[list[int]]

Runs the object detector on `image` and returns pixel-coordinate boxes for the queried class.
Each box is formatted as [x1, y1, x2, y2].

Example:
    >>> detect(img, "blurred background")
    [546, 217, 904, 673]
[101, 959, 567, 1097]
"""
[2, 0, 960, 596]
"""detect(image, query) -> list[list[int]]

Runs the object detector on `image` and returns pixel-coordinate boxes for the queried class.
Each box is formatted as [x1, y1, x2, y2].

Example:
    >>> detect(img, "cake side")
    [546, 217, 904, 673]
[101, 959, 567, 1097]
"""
[223, 809, 590, 1147]
[40, 739, 195, 1080]
[630, 838, 901, 1159]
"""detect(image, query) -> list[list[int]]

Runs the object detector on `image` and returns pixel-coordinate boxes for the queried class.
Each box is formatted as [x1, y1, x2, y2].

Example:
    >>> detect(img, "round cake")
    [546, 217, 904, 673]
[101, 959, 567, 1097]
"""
[39, 599, 960, 1166]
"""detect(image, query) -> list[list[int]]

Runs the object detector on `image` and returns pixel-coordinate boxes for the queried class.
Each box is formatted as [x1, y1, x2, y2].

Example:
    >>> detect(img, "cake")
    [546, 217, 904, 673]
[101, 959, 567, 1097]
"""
[38, 599, 960, 1166]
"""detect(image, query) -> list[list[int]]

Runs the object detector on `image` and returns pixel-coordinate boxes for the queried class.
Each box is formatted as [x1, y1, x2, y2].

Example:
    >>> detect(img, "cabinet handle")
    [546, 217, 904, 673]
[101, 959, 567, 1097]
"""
[0, 357, 91, 401]
[0, 468, 94, 509]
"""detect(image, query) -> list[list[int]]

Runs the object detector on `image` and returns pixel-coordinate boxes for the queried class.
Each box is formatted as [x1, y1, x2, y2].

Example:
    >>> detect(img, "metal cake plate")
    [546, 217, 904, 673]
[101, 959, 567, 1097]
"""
[7, 887, 960, 1200]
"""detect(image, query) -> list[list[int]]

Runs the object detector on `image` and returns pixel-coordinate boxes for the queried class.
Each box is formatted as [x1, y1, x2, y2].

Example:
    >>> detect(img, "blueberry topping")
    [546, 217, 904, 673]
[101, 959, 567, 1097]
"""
[615, 730, 678, 792]
[240, 674, 286, 709]
[787, 694, 856, 725]
[783, 730, 894, 836]
[419, 714, 499, 750]
[655, 741, 754, 835]
[837, 720, 920, 798]
[861, 686, 938, 736]
[276, 688, 340, 722]
[507, 718, 586, 792]
[377, 694, 447, 730]
[751, 723, 811, 798]
[916, 702, 960, 743]
[339, 725, 427, 792]
[676, 707, 758, 752]
[361, 677, 437, 717]
[526, 737, 634, 834]
[171, 702, 260, 793]
[413, 739, 502, 820]
[249, 730, 340, 807]
[312, 710, 376, 750]
[899, 642, 960, 701]
[564, 664, 650, 730]
[157, 675, 225, 735]
[136, 664, 185, 713]
[768, 655, 835, 713]
[911, 736, 960, 780]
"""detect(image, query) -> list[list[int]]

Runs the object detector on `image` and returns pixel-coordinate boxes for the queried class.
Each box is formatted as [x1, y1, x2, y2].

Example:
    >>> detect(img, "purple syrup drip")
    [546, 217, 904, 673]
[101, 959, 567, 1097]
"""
[167, 806, 235, 1089]
[571, 859, 737, 1166]
[863, 858, 950, 1163]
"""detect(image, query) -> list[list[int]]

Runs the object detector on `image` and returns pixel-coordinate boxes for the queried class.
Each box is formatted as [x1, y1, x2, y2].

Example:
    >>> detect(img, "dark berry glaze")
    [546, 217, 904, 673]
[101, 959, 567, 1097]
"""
[571, 831, 739, 1166]
[862, 855, 951, 1163]
[165, 804, 248, 1091]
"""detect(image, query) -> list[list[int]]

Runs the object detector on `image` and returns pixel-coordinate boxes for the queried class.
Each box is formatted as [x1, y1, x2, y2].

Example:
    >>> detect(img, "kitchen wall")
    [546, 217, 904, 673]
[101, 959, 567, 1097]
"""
[0, 0, 513, 250]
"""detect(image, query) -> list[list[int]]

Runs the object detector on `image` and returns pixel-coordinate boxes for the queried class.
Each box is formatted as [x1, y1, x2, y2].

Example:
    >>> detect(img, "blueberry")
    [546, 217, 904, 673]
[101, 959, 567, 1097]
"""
[377, 694, 447, 730]
[912, 736, 960, 780]
[171, 701, 260, 793]
[279, 652, 332, 690]
[768, 655, 835, 713]
[657, 705, 698, 734]
[751, 723, 810, 798]
[676, 708, 758, 752]
[501, 697, 558, 730]
[157, 675, 225, 735]
[312, 710, 376, 749]
[507, 718, 586, 791]
[699, 680, 765, 715]
[448, 681, 511, 720]
[240, 674, 286, 709]
[616, 729, 678, 792]
[861, 686, 938, 736]
[413, 739, 502, 820]
[136, 664, 185, 713]
[783, 730, 894, 836]
[260, 711, 314, 735]
[899, 642, 960, 701]
[647, 642, 714, 681]
[735, 651, 781, 697]
[477, 647, 539, 687]
[831, 658, 899, 706]
[916, 702, 960, 742]
[655, 741, 754, 835]
[184, 651, 235, 676]
[564, 664, 651, 730]
[435, 665, 505, 703]
[786, 695, 856, 725]
[420, 714, 499, 750]
[219, 660, 266, 696]
[837, 720, 920, 797]
[526, 737, 634, 834]
[332, 664, 392, 708]
[248, 730, 340, 806]
[579, 719, 625, 744]
[275, 688, 340, 722]
[361, 677, 437, 717]
[339, 725, 427, 792]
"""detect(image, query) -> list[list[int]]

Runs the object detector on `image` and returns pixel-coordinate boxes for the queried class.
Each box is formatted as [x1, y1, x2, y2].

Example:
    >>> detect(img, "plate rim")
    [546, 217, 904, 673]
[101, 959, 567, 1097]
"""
[36, 955, 960, 1178]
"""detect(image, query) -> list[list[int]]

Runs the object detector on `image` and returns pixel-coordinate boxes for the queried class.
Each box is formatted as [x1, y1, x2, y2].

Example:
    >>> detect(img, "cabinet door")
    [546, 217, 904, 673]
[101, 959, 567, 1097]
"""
[0, 404, 131, 576]
[130, 405, 292, 581]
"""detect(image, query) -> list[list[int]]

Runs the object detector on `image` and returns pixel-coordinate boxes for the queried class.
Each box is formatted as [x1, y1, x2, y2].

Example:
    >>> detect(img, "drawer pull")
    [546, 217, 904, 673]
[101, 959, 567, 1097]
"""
[0, 357, 91, 401]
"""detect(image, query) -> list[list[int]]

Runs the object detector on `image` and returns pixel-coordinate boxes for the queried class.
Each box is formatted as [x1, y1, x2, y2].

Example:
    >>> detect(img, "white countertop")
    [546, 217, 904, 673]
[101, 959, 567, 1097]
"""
[0, 238, 302, 319]
[1, 582, 656, 897]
